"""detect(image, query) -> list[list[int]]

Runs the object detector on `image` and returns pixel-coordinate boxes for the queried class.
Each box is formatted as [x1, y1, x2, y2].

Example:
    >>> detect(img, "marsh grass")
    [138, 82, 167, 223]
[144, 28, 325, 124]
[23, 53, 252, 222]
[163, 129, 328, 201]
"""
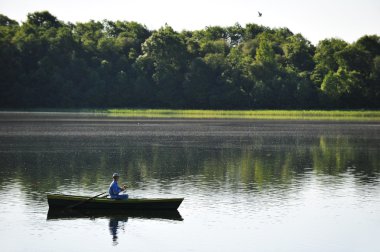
[105, 109, 380, 120]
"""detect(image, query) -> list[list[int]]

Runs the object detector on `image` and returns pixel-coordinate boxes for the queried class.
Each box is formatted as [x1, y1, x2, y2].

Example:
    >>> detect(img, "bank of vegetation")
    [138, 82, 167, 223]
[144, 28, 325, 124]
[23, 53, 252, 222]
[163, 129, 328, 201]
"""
[1, 11, 379, 109]
[105, 109, 380, 120]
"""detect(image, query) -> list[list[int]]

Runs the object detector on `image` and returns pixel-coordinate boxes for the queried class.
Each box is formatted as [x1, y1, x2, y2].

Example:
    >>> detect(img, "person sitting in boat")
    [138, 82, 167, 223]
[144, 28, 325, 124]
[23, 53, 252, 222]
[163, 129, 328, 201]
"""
[109, 173, 128, 200]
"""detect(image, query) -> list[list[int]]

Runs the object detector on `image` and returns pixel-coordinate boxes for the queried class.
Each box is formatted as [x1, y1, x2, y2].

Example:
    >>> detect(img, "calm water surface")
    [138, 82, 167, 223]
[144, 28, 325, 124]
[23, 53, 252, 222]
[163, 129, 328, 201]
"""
[0, 112, 379, 252]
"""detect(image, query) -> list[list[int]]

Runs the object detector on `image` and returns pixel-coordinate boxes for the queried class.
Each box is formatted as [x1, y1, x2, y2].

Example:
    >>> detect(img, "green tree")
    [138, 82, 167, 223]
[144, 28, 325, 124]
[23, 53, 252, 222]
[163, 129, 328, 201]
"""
[250, 35, 280, 108]
[244, 23, 268, 40]
[354, 35, 380, 107]
[0, 14, 20, 107]
[321, 68, 365, 107]
[182, 58, 213, 108]
[26, 11, 62, 28]
[369, 56, 380, 106]
[223, 46, 254, 107]
[11, 11, 69, 107]
[226, 23, 244, 47]
[282, 34, 315, 72]
[140, 25, 188, 107]
[311, 38, 348, 87]
[203, 53, 241, 108]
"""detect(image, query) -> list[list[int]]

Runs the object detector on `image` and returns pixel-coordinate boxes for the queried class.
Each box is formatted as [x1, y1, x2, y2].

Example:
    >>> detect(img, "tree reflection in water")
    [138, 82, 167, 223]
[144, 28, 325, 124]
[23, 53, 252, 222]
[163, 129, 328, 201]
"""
[1, 118, 379, 198]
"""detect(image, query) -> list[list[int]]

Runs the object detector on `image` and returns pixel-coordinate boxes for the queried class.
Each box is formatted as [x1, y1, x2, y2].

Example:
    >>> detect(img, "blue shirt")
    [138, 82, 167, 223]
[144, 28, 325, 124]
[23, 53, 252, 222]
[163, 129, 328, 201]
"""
[109, 180, 122, 198]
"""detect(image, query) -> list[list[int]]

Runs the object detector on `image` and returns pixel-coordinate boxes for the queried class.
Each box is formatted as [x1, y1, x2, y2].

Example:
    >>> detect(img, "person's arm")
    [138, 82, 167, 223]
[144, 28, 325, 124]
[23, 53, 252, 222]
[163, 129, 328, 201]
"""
[116, 184, 122, 193]
[113, 182, 127, 193]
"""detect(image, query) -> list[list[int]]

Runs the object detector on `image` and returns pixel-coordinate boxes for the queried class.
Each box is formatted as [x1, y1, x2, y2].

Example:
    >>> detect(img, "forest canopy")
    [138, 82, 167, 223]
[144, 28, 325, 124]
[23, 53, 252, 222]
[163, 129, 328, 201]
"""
[0, 11, 379, 109]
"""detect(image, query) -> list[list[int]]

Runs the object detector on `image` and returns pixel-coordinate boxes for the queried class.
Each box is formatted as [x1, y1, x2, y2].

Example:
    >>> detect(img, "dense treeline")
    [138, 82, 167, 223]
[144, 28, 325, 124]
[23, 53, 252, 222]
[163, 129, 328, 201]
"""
[0, 11, 379, 109]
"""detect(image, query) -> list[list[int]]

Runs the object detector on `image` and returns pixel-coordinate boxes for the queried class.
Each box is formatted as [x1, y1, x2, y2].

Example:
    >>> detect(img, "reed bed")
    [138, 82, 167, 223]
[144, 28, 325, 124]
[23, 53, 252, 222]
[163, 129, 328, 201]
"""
[105, 109, 380, 120]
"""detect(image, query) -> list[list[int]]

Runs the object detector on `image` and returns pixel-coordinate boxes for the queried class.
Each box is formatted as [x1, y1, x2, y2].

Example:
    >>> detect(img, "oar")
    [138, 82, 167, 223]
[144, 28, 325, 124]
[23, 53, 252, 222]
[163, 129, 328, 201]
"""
[66, 191, 108, 209]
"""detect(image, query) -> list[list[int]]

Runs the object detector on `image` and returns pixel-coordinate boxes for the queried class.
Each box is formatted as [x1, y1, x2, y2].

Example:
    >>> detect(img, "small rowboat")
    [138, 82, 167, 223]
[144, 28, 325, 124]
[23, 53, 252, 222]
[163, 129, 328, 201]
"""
[47, 194, 184, 210]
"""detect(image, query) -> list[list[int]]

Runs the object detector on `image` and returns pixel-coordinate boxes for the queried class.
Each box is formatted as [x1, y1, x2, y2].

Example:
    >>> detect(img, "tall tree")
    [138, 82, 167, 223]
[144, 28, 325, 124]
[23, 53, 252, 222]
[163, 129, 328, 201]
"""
[140, 25, 188, 107]
[0, 14, 20, 107]
[311, 38, 348, 87]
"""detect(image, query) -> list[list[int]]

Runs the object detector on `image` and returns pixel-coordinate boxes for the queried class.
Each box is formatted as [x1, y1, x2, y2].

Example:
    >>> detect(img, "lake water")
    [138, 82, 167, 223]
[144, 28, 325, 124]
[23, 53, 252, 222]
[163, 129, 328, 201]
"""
[0, 112, 379, 252]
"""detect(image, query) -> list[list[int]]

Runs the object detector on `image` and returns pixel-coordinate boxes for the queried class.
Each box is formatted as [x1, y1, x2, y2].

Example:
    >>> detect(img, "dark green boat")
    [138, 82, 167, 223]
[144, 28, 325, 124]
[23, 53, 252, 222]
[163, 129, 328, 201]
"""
[47, 194, 184, 210]
[47, 208, 183, 221]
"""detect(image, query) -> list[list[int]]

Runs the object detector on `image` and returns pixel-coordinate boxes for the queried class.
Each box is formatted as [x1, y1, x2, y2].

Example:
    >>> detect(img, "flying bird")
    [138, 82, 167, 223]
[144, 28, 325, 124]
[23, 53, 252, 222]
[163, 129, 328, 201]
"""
[258, 11, 262, 17]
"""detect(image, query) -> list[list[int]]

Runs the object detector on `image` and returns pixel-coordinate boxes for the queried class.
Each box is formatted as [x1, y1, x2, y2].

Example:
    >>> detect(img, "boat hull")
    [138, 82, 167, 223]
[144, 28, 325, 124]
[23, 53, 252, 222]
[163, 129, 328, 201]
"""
[47, 194, 184, 210]
[47, 208, 183, 221]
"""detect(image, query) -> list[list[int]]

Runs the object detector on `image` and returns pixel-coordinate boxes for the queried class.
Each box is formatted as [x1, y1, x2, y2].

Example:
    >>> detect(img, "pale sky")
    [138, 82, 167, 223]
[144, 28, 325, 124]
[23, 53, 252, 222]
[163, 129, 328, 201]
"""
[0, 0, 379, 45]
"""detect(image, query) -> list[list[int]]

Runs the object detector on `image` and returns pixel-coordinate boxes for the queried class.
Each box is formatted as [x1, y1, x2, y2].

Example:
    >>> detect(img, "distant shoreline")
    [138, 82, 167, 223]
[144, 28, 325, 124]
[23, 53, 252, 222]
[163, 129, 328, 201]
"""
[1, 109, 380, 121]
[106, 109, 380, 121]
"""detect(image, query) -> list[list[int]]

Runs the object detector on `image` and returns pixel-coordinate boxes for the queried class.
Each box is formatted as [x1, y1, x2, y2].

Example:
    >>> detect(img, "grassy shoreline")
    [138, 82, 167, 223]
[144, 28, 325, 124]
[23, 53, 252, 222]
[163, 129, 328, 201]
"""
[105, 109, 380, 121]
[1, 109, 380, 121]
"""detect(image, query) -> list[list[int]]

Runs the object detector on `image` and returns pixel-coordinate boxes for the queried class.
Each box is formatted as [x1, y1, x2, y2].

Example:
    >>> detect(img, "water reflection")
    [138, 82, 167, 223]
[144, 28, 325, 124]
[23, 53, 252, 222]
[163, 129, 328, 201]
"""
[47, 209, 183, 245]
[0, 133, 378, 196]
[0, 114, 379, 252]
[109, 217, 127, 246]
